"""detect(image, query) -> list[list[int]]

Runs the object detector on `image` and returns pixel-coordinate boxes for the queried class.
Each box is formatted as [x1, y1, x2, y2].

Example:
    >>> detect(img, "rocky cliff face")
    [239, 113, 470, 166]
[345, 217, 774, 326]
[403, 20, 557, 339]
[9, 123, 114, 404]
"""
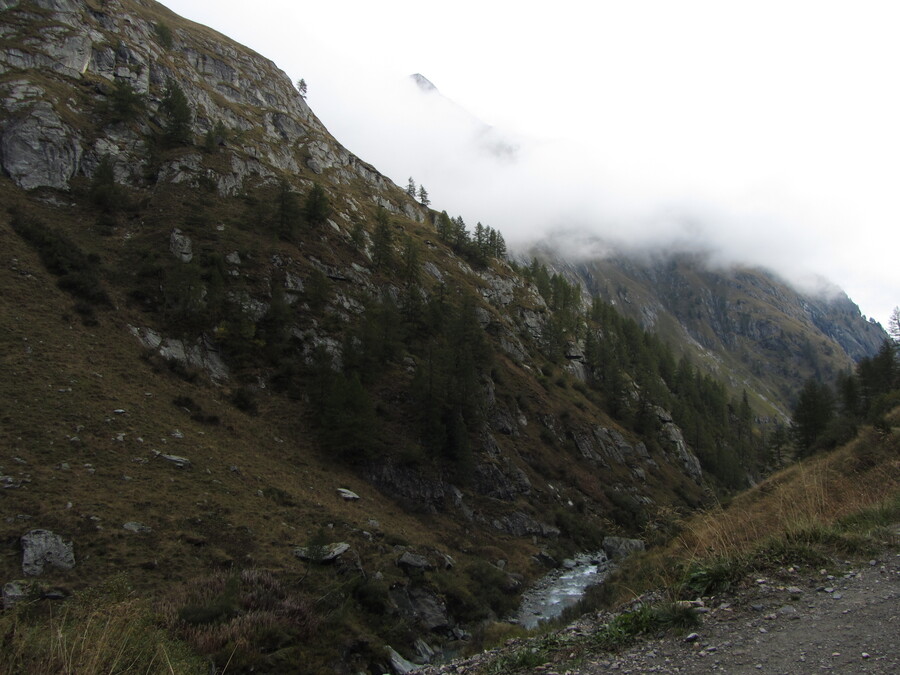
[0, 0, 397, 199]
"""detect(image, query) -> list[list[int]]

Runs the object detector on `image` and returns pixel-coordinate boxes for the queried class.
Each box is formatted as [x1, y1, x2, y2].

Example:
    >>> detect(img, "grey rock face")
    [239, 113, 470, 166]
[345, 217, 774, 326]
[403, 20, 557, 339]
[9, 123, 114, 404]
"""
[1, 101, 81, 189]
[0, 0, 394, 197]
[654, 407, 703, 481]
[21, 529, 75, 576]
[364, 461, 448, 513]
[154, 451, 191, 468]
[472, 462, 531, 500]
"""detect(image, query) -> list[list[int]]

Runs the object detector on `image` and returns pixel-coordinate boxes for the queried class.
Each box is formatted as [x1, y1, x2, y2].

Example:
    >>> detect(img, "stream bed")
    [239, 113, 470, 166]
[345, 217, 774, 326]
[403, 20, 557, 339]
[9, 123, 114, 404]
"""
[514, 551, 612, 629]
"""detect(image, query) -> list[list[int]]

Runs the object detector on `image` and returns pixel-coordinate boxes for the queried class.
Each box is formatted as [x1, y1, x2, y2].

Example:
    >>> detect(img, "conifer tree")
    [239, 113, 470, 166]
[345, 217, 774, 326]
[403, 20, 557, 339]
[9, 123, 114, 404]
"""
[889, 306, 900, 343]
[276, 178, 301, 239]
[160, 79, 192, 146]
[105, 79, 144, 124]
[406, 177, 417, 198]
[792, 378, 835, 455]
[417, 184, 430, 206]
[90, 155, 124, 213]
[400, 235, 421, 287]
[303, 183, 331, 227]
[494, 231, 507, 259]
[452, 216, 468, 249]
[437, 211, 453, 242]
[372, 207, 394, 268]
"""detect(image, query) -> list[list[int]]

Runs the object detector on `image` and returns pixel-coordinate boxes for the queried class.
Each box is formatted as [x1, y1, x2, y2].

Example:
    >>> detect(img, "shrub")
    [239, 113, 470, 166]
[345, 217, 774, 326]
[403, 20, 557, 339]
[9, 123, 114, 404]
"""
[154, 22, 173, 48]
[230, 386, 258, 415]
[11, 212, 111, 308]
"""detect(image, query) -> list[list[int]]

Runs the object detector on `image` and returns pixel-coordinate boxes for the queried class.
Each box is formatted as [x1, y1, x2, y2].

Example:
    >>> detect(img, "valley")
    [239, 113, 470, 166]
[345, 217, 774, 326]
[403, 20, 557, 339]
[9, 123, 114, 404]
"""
[0, 1, 896, 673]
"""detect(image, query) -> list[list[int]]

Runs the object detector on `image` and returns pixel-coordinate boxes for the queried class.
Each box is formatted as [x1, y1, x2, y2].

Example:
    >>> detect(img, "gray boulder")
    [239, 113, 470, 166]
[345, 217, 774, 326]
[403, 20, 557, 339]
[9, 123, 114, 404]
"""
[154, 451, 191, 468]
[21, 529, 75, 576]
[3, 580, 29, 609]
[602, 536, 645, 561]
[397, 551, 432, 571]
[293, 542, 350, 562]
[386, 646, 417, 674]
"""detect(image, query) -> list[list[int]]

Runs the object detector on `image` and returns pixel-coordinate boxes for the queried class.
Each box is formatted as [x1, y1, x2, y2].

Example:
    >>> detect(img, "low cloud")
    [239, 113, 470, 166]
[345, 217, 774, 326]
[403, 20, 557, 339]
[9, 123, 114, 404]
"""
[163, 0, 899, 327]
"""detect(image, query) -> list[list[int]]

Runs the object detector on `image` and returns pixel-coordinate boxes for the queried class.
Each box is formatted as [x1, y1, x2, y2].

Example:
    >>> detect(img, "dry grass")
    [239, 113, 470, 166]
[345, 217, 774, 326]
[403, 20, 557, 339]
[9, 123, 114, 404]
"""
[676, 427, 900, 563]
[0, 578, 206, 674]
[588, 422, 900, 607]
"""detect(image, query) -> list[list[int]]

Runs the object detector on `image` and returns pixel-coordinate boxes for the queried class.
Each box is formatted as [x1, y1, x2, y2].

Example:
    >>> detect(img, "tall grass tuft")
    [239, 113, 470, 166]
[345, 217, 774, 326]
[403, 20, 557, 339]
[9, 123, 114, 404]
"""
[0, 576, 206, 674]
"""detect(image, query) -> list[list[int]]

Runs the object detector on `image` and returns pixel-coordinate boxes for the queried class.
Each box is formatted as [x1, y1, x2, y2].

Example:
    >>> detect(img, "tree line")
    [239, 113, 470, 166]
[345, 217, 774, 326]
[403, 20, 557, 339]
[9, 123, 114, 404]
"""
[792, 337, 899, 456]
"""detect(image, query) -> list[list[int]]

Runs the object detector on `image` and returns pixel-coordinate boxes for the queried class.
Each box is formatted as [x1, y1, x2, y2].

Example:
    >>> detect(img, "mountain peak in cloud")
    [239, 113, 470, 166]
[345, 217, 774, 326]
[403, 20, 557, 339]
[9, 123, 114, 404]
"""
[406, 73, 521, 164]
[410, 73, 438, 93]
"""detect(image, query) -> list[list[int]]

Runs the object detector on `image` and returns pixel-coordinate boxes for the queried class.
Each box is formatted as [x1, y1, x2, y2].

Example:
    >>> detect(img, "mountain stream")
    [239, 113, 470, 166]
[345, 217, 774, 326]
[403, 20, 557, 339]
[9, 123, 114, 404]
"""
[514, 551, 612, 629]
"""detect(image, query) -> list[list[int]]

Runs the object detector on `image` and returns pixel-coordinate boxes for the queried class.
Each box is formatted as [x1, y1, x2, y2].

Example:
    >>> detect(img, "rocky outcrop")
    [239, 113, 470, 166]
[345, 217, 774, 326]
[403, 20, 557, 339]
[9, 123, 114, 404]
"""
[397, 551, 432, 572]
[655, 407, 703, 482]
[168, 228, 193, 263]
[472, 461, 531, 500]
[129, 325, 229, 382]
[2, 580, 29, 609]
[293, 542, 350, 563]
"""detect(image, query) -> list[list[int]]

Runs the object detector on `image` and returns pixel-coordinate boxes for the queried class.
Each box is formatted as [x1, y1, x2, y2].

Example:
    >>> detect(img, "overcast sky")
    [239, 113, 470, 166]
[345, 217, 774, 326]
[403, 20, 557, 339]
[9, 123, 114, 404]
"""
[164, 0, 898, 327]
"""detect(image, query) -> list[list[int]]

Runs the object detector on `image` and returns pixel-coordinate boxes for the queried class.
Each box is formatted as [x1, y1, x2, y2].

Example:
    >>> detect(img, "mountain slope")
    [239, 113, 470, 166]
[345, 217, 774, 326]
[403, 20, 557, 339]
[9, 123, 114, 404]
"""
[529, 246, 886, 420]
[0, 1, 887, 673]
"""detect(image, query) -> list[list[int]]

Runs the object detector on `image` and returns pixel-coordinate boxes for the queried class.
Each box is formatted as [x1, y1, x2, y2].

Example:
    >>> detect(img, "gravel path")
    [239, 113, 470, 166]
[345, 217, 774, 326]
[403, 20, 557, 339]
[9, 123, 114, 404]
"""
[578, 552, 900, 674]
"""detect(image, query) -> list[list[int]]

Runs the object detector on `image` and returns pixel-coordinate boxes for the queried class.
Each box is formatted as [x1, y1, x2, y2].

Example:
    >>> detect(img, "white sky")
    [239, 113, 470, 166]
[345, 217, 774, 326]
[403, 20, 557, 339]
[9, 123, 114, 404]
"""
[164, 0, 899, 328]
